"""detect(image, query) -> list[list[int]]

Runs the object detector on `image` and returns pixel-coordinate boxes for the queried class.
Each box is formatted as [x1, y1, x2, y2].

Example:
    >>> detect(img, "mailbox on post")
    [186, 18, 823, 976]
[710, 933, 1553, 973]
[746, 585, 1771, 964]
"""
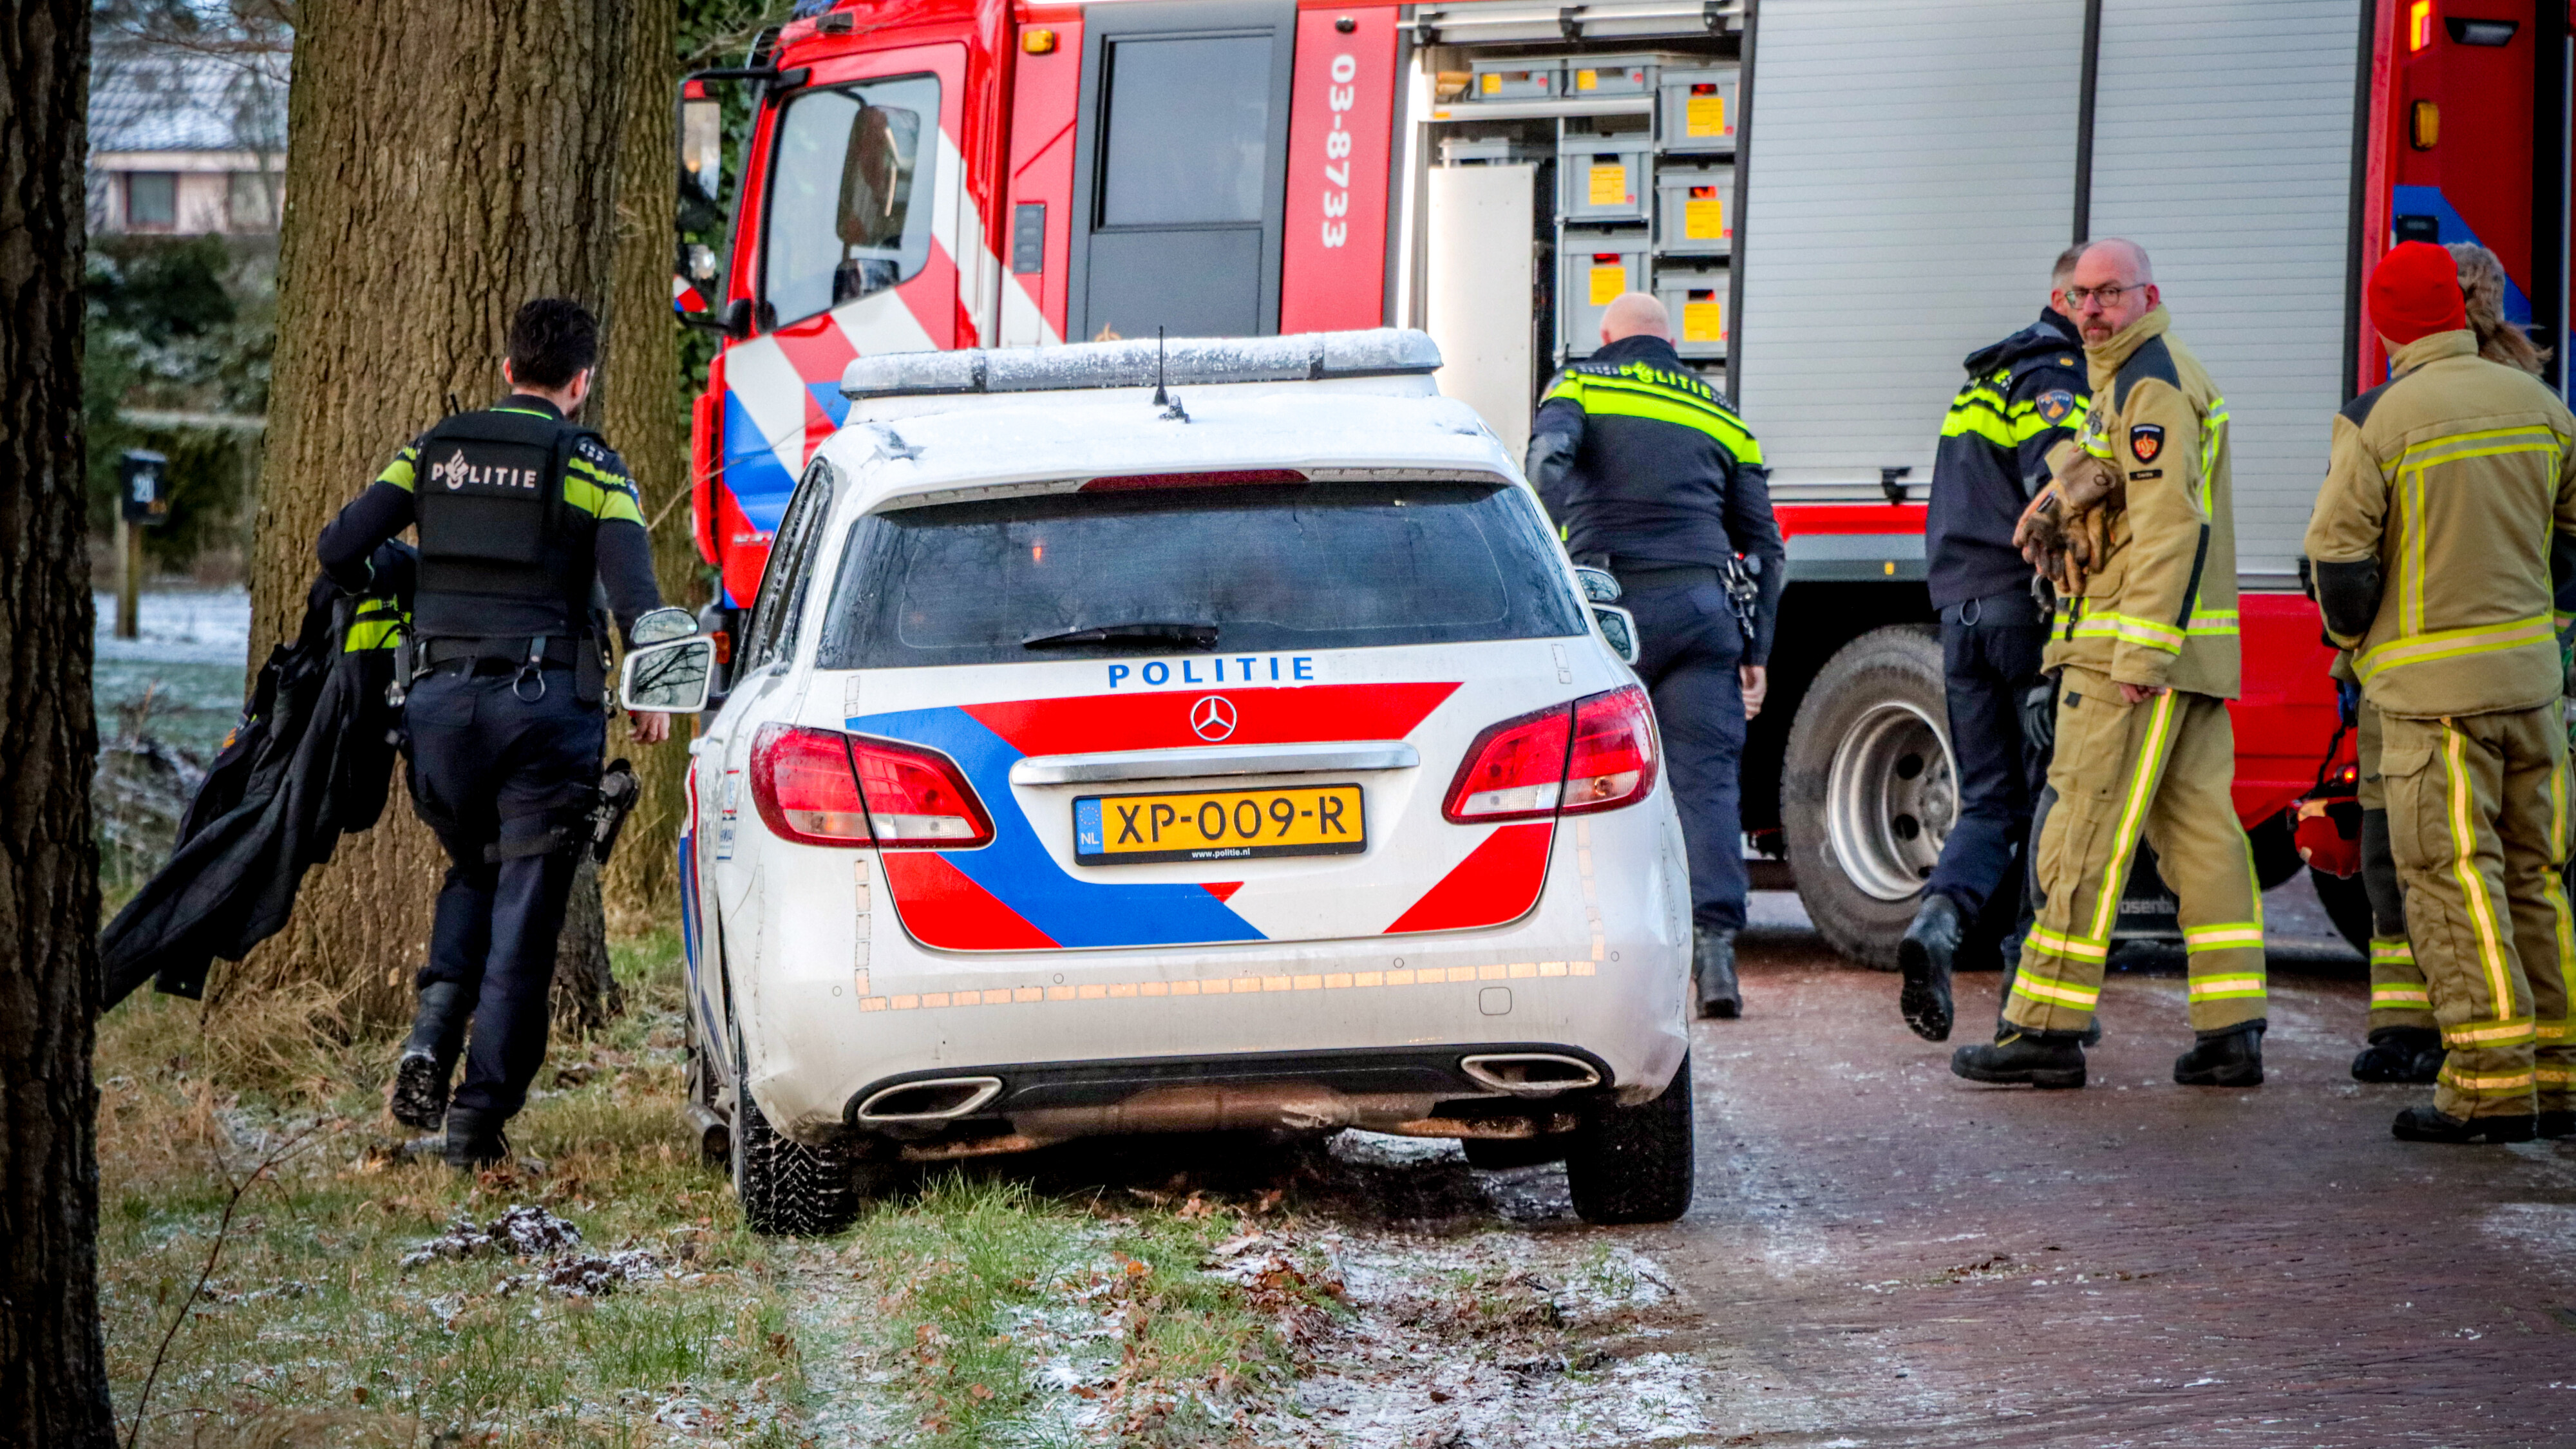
[119, 450, 170, 526]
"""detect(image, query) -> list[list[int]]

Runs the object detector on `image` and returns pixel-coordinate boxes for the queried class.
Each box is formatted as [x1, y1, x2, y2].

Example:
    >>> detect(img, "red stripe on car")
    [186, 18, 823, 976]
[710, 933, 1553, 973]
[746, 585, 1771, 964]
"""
[962, 682, 1461, 757]
[1382, 822, 1555, 935]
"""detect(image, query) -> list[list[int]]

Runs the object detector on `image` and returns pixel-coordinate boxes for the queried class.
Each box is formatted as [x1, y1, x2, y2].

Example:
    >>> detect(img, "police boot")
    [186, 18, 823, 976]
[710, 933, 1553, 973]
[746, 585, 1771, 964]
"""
[2391, 1106, 2537, 1144]
[2174, 1019, 2266, 1087]
[440, 1106, 511, 1171]
[1898, 893, 1960, 1042]
[1951, 1030, 2086, 1089]
[1694, 928, 1741, 1019]
[2349, 1026, 2443, 1085]
[390, 981, 470, 1132]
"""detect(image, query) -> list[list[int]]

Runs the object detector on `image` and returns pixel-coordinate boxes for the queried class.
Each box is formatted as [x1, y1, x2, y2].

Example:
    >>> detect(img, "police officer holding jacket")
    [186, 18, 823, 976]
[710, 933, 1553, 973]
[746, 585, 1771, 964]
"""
[1526, 292, 1786, 1019]
[318, 298, 670, 1168]
[1898, 246, 2090, 1042]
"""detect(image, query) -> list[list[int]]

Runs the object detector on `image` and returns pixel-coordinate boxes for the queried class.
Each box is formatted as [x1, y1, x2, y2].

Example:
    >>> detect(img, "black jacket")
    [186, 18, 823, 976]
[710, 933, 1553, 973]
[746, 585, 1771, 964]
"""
[1524, 335, 1788, 663]
[99, 547, 413, 1007]
[1926, 310, 2088, 609]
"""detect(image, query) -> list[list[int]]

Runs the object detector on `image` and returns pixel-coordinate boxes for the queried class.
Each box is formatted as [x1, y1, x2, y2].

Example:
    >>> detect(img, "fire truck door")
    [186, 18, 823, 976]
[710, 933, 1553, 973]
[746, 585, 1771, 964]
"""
[1070, 0, 1297, 339]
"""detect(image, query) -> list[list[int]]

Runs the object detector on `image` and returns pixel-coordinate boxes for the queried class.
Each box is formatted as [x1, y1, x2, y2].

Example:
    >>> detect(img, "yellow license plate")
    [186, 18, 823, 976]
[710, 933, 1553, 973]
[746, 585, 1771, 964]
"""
[1074, 784, 1365, 865]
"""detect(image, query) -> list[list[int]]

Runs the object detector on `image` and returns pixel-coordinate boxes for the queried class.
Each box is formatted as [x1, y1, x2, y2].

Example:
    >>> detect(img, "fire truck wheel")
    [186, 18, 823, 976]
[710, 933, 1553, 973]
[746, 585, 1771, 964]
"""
[1781, 625, 1954, 971]
[2307, 864, 2372, 960]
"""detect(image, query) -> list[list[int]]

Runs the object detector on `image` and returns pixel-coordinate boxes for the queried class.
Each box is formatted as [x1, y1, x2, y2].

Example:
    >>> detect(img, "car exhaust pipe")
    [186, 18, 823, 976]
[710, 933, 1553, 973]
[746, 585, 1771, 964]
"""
[1457, 1053, 1602, 1095]
[853, 1075, 1005, 1124]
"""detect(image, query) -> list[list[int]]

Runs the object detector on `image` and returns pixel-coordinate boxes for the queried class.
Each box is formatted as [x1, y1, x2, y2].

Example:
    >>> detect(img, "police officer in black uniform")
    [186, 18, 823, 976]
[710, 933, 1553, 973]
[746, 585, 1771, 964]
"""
[1526, 292, 1786, 1019]
[1895, 249, 2089, 1043]
[318, 298, 669, 1168]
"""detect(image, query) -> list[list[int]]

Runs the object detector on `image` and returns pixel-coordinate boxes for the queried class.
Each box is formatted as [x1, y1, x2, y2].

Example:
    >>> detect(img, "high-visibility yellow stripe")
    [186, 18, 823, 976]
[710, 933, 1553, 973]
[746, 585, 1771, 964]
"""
[379, 445, 419, 493]
[2443, 724, 2517, 1018]
[2198, 399, 2228, 502]
[2183, 921, 2263, 947]
[1546, 372, 1763, 463]
[2443, 1016, 2537, 1048]
[2010, 969, 2101, 1009]
[2025, 926, 2109, 961]
[2439, 1064, 2537, 1094]
[2372, 983, 2432, 1007]
[2354, 614, 2557, 681]
[2536, 1065, 2574, 1086]
[2392, 430, 2563, 634]
[2186, 972, 2267, 1001]
[2186, 611, 2239, 636]
[2069, 613, 2185, 652]
[562, 463, 647, 526]
[2535, 1018, 2575, 1042]
[2089, 689, 2179, 943]
[2546, 741, 2576, 1018]
[345, 618, 402, 652]
[2369, 938, 2416, 965]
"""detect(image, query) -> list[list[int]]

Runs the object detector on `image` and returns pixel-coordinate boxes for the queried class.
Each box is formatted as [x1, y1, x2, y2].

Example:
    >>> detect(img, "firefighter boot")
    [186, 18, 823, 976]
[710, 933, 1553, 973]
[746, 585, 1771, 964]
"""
[441, 1105, 512, 1171]
[1694, 928, 1741, 1019]
[2174, 1019, 2265, 1087]
[2391, 1106, 2537, 1144]
[2350, 1026, 2443, 1084]
[2540, 1110, 2574, 1139]
[1898, 893, 1960, 1043]
[390, 981, 470, 1132]
[1951, 1030, 2086, 1088]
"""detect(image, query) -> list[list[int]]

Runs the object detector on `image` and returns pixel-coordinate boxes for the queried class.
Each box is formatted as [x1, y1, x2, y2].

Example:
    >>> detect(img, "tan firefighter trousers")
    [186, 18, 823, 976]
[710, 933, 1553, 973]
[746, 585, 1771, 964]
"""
[2378, 706, 2576, 1119]
[2006, 667, 2268, 1036]
[2357, 702, 2436, 1031]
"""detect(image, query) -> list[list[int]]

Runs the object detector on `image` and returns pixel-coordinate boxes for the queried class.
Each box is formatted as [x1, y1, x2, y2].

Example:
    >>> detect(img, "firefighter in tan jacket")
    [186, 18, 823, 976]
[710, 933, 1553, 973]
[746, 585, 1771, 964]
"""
[2305, 240, 2576, 1146]
[1954, 239, 2269, 1091]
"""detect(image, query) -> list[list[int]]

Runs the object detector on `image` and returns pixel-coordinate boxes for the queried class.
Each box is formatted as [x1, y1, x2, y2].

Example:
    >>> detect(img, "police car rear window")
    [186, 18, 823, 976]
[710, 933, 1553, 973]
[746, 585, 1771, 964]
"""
[814, 480, 1586, 667]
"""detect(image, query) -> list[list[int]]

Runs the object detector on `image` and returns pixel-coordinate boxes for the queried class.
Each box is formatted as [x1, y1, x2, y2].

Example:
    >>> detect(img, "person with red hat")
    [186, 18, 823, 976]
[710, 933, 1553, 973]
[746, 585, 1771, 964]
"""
[2304, 239, 2576, 1144]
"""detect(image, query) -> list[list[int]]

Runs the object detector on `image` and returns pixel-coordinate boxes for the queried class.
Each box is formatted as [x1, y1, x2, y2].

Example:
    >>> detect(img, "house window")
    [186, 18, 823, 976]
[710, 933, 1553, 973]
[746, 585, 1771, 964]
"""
[124, 172, 176, 230]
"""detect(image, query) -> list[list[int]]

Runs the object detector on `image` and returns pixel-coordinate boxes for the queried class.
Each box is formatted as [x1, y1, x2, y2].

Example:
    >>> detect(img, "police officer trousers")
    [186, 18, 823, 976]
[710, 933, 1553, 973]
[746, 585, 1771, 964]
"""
[1926, 591, 2050, 923]
[2353, 701, 2434, 1032]
[1625, 580, 1748, 933]
[2005, 668, 2267, 1036]
[404, 663, 605, 1121]
[2378, 706, 2576, 1121]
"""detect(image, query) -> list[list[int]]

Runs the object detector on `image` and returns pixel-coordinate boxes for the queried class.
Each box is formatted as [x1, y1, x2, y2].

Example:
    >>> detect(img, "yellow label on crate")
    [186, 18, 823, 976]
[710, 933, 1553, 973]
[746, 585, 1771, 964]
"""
[1588, 163, 1626, 206]
[1683, 299, 1724, 343]
[1575, 68, 1598, 91]
[1590, 263, 1625, 306]
[1687, 93, 1727, 137]
[1685, 196, 1725, 239]
[1481, 73, 1501, 93]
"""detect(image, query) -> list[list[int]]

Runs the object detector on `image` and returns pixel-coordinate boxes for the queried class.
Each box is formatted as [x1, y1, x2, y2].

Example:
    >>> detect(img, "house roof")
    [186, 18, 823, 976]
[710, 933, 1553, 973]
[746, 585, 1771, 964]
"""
[89, 43, 288, 157]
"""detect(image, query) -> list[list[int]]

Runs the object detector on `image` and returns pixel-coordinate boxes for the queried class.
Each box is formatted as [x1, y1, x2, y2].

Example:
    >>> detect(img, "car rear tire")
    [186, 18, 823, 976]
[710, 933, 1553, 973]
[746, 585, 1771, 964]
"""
[1783, 625, 1955, 970]
[1462, 1132, 1572, 1170]
[1564, 1054, 1694, 1224]
[728, 1005, 858, 1238]
[2309, 864, 2373, 958]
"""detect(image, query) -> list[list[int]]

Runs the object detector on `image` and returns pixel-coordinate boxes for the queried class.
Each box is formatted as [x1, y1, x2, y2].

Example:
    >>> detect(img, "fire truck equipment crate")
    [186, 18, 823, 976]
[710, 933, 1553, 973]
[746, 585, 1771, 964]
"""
[1657, 65, 1739, 152]
[1467, 57, 1562, 102]
[1560, 232, 1653, 357]
[1440, 135, 1548, 166]
[1557, 128, 1653, 223]
[1655, 266, 1727, 361]
[1654, 160, 1734, 256]
[1565, 53, 1692, 99]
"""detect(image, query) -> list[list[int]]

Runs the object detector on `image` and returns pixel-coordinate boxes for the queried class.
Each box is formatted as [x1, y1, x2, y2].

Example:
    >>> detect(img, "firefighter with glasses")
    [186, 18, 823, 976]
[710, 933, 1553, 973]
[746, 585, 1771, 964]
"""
[317, 298, 672, 1168]
[1953, 238, 2269, 1091]
[1524, 292, 1785, 1019]
[2304, 241, 2576, 1144]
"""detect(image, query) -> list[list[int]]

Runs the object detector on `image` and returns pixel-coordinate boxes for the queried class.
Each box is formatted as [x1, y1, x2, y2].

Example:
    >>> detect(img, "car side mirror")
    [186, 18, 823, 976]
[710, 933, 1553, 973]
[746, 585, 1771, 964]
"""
[622, 636, 717, 714]
[1573, 565, 1622, 604]
[1591, 604, 1639, 665]
[632, 605, 699, 646]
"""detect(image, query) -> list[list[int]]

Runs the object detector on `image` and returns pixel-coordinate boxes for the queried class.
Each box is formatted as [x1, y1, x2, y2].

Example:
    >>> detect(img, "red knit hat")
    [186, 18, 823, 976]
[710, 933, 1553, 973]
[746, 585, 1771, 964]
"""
[2369, 241, 2468, 346]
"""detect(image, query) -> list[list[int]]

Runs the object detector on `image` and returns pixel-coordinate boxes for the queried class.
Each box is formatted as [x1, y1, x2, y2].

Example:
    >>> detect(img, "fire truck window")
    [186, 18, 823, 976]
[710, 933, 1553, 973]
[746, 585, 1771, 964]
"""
[1099, 35, 1271, 227]
[762, 74, 938, 327]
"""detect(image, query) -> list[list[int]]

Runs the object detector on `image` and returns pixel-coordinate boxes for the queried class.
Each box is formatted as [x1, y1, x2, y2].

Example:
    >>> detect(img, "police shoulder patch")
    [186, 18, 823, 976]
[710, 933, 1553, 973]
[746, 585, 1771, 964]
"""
[2036, 389, 2078, 425]
[2129, 423, 2165, 463]
[576, 437, 610, 462]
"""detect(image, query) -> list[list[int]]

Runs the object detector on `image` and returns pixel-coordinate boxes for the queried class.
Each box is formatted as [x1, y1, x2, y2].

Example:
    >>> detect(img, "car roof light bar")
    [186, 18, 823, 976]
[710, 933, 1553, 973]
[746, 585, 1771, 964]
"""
[840, 328, 1444, 401]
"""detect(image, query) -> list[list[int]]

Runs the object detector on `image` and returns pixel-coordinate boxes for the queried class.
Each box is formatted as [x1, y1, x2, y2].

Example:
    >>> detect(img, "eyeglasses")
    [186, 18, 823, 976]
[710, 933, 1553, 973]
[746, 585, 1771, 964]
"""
[2063, 283, 2139, 310]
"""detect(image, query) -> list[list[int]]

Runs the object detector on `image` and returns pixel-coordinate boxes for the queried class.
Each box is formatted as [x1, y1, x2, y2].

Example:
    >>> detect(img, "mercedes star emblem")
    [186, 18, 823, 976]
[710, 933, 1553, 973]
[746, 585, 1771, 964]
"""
[1189, 695, 1238, 742]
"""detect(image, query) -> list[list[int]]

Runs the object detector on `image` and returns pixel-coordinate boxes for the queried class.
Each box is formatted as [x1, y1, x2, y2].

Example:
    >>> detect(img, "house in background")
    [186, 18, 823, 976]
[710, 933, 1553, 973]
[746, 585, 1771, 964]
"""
[88, 42, 288, 236]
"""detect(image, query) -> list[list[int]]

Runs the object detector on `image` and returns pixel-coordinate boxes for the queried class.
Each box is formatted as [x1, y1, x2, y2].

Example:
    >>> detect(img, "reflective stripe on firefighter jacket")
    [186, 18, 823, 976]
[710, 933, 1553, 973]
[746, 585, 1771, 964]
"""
[2302, 328, 2576, 719]
[1927, 309, 2088, 609]
[2041, 306, 2240, 698]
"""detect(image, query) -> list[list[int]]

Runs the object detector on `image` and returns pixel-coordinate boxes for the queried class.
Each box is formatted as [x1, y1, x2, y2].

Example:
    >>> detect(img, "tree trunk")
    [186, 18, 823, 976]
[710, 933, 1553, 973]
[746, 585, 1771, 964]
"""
[549, 856, 624, 1032]
[0, 2, 118, 1443]
[598, 0, 697, 939]
[243, 0, 636, 1025]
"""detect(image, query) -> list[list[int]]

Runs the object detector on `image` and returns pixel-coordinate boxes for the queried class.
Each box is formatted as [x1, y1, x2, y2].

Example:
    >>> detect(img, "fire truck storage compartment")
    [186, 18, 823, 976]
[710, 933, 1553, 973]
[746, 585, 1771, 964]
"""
[1558, 231, 1651, 356]
[1655, 261, 1726, 361]
[1656, 64, 1738, 151]
[1425, 160, 1543, 460]
[1556, 123, 1654, 222]
[1654, 158, 1734, 256]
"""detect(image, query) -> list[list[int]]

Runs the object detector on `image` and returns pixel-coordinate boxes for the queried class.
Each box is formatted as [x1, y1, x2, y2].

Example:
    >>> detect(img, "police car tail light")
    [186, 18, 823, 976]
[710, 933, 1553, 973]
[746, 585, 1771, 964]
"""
[1561, 685, 1658, 815]
[1443, 704, 1573, 823]
[750, 723, 873, 846]
[849, 736, 994, 848]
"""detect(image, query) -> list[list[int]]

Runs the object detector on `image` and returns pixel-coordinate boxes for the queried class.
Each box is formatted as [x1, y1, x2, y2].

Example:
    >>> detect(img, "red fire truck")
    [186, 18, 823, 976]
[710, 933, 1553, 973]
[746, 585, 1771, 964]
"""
[675, 0, 2570, 963]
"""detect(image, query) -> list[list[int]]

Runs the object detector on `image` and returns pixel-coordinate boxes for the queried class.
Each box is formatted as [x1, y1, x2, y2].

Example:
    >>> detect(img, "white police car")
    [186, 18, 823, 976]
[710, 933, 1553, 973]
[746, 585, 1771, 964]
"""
[663, 330, 1695, 1232]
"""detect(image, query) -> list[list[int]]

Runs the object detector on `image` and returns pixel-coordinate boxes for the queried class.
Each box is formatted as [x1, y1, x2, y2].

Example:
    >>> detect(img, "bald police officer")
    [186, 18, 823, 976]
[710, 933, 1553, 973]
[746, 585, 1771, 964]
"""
[1525, 293, 1786, 1018]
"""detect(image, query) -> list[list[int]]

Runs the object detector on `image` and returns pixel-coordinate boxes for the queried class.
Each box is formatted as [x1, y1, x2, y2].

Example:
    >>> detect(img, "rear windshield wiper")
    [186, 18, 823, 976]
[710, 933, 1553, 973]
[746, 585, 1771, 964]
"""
[1023, 621, 1220, 650]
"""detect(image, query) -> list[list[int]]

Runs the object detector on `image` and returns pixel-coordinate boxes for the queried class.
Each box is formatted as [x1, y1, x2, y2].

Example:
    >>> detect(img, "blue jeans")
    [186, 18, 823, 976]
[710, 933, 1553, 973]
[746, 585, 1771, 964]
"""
[1625, 583, 1749, 933]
